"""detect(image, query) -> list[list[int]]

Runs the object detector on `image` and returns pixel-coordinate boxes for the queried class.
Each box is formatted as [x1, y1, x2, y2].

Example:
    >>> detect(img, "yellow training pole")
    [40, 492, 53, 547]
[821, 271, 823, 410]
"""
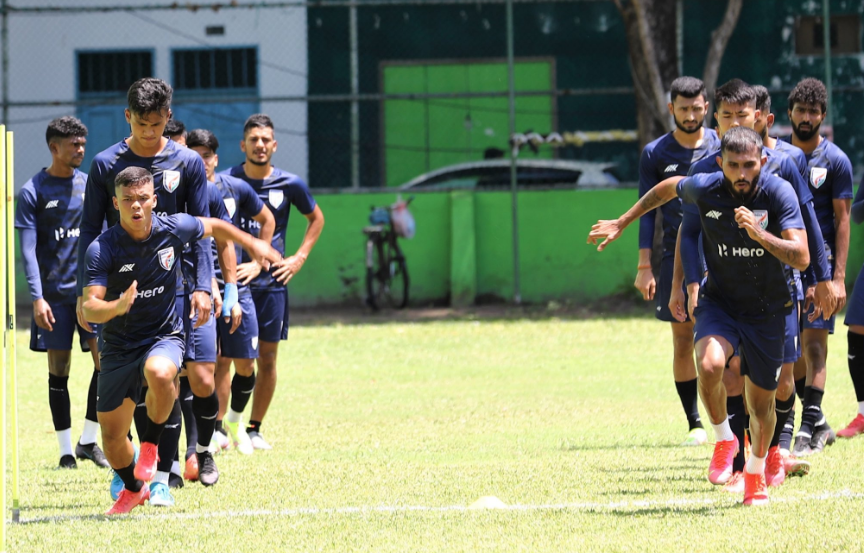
[6, 131, 17, 524]
[0, 126, 7, 550]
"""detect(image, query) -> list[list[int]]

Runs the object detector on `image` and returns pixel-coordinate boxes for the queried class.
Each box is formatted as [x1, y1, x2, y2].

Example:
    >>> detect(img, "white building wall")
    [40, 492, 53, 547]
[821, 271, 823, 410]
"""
[5, 3, 308, 189]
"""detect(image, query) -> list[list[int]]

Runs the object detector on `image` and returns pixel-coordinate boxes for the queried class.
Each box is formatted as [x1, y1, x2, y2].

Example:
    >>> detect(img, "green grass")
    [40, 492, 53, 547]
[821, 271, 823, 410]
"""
[6, 313, 864, 551]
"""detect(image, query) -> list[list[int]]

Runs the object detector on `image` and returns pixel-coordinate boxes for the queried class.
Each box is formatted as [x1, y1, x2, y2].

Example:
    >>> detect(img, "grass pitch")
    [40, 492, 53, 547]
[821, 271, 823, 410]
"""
[6, 308, 864, 552]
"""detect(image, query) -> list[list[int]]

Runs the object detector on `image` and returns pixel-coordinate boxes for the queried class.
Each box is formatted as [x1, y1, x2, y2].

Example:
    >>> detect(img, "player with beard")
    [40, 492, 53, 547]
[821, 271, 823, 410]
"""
[781, 78, 853, 456]
[589, 126, 810, 505]
[635, 76, 719, 446]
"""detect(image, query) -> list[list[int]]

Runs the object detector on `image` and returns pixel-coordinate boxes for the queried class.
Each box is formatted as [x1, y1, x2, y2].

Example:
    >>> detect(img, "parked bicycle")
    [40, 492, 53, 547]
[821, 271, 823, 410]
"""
[363, 196, 415, 310]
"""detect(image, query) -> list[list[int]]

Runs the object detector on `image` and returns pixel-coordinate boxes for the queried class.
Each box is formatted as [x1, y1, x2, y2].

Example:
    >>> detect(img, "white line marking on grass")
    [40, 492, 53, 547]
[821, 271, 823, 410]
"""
[15, 489, 864, 525]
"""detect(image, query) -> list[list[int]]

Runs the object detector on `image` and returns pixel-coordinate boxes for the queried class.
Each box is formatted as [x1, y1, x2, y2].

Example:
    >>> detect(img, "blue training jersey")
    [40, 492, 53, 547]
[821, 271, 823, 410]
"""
[210, 173, 265, 293]
[638, 129, 720, 257]
[14, 169, 88, 304]
[84, 214, 204, 349]
[779, 136, 853, 249]
[221, 164, 316, 292]
[77, 139, 211, 296]
[677, 172, 804, 319]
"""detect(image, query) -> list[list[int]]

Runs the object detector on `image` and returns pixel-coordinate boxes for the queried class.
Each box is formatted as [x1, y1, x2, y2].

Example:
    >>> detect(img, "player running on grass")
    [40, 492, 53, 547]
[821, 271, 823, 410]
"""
[635, 76, 718, 447]
[221, 114, 324, 450]
[589, 127, 811, 505]
[14, 116, 109, 470]
[82, 166, 280, 515]
[187, 128, 276, 455]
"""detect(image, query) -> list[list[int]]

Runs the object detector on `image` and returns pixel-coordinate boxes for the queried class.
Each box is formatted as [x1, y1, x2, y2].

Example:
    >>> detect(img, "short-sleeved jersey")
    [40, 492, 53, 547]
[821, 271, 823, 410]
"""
[773, 139, 808, 180]
[84, 214, 204, 349]
[221, 164, 316, 291]
[780, 136, 854, 247]
[638, 129, 720, 256]
[14, 169, 88, 304]
[677, 172, 804, 319]
[211, 173, 265, 293]
[77, 139, 211, 295]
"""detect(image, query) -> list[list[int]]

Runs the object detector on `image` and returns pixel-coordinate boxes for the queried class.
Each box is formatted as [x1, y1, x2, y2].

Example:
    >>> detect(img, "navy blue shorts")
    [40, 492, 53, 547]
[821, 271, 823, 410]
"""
[655, 255, 690, 323]
[783, 303, 801, 364]
[845, 265, 864, 327]
[175, 294, 218, 364]
[29, 303, 97, 352]
[253, 288, 289, 343]
[218, 292, 259, 359]
[97, 335, 184, 412]
[694, 298, 785, 391]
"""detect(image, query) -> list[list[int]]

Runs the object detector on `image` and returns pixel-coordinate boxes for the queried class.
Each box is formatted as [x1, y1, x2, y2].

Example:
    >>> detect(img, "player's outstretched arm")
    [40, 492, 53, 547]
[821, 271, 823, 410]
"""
[82, 281, 137, 324]
[237, 204, 277, 286]
[587, 176, 683, 251]
[200, 217, 282, 271]
[734, 207, 810, 271]
[272, 205, 325, 285]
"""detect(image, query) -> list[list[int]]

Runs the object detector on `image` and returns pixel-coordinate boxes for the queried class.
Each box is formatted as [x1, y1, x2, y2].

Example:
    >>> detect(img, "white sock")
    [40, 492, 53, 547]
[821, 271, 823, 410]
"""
[858, 402, 864, 416]
[80, 419, 99, 446]
[56, 428, 73, 457]
[171, 460, 181, 476]
[153, 471, 170, 486]
[227, 409, 243, 424]
[711, 419, 735, 442]
[745, 454, 766, 474]
[196, 442, 211, 454]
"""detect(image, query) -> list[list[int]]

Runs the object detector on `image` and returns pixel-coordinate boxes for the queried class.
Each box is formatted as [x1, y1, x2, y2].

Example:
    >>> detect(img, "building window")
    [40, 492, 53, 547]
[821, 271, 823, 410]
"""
[796, 15, 861, 55]
[78, 51, 153, 94]
[172, 47, 257, 91]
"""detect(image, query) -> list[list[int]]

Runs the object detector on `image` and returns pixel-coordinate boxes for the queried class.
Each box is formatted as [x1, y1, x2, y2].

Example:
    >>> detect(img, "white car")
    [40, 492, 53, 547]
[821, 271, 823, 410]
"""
[397, 159, 620, 190]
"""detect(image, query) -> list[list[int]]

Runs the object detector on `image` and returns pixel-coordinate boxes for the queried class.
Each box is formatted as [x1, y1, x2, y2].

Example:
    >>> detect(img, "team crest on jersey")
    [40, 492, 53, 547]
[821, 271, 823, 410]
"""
[223, 198, 236, 218]
[163, 170, 181, 193]
[753, 210, 769, 230]
[810, 167, 828, 189]
[158, 247, 175, 271]
[268, 190, 284, 209]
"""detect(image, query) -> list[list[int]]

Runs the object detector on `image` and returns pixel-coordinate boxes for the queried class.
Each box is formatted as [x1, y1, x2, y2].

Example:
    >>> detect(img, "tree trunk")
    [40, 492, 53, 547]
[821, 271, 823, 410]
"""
[702, 0, 743, 109]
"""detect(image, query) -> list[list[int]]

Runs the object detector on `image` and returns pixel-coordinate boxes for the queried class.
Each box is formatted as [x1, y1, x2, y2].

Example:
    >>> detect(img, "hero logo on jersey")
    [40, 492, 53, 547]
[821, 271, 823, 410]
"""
[268, 190, 284, 209]
[158, 246, 175, 271]
[753, 210, 769, 230]
[223, 198, 237, 218]
[163, 170, 181, 193]
[810, 167, 828, 189]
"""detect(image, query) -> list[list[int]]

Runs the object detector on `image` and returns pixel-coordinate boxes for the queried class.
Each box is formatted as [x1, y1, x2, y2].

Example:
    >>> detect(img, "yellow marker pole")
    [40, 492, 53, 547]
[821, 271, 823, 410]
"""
[6, 131, 17, 524]
[0, 126, 7, 550]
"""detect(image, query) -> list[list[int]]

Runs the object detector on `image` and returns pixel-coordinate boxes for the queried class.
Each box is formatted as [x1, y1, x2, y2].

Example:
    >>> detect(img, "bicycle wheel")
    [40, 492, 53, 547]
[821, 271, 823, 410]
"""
[365, 237, 386, 311]
[385, 240, 409, 309]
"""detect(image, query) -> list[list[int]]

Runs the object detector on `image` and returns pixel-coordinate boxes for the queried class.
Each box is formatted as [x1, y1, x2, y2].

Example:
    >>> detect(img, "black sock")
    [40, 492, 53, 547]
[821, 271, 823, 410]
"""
[849, 332, 864, 401]
[133, 399, 149, 442]
[795, 377, 806, 401]
[48, 374, 71, 431]
[179, 377, 197, 455]
[215, 420, 224, 433]
[142, 416, 167, 445]
[230, 373, 256, 414]
[115, 461, 143, 493]
[772, 393, 796, 447]
[779, 406, 795, 451]
[727, 395, 746, 472]
[674, 378, 702, 430]
[193, 392, 219, 449]
[85, 369, 99, 423]
[157, 400, 182, 473]
[799, 386, 824, 438]
[247, 420, 262, 434]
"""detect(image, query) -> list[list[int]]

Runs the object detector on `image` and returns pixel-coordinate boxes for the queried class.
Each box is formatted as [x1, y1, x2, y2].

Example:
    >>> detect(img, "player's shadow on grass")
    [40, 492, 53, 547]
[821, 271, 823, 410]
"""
[560, 443, 697, 452]
[598, 503, 734, 517]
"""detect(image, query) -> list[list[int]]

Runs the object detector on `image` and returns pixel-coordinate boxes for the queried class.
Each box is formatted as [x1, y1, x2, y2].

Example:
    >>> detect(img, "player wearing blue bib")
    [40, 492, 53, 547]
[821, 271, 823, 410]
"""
[76, 78, 239, 504]
[14, 117, 110, 470]
[83, 166, 280, 515]
[589, 127, 810, 506]
[188, 128, 276, 456]
[782, 78, 853, 456]
[221, 114, 325, 450]
[636, 77, 719, 447]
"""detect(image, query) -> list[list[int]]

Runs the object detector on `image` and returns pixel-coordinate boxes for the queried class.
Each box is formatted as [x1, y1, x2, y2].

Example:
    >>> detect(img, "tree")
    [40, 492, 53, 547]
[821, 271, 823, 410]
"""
[614, 0, 743, 149]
